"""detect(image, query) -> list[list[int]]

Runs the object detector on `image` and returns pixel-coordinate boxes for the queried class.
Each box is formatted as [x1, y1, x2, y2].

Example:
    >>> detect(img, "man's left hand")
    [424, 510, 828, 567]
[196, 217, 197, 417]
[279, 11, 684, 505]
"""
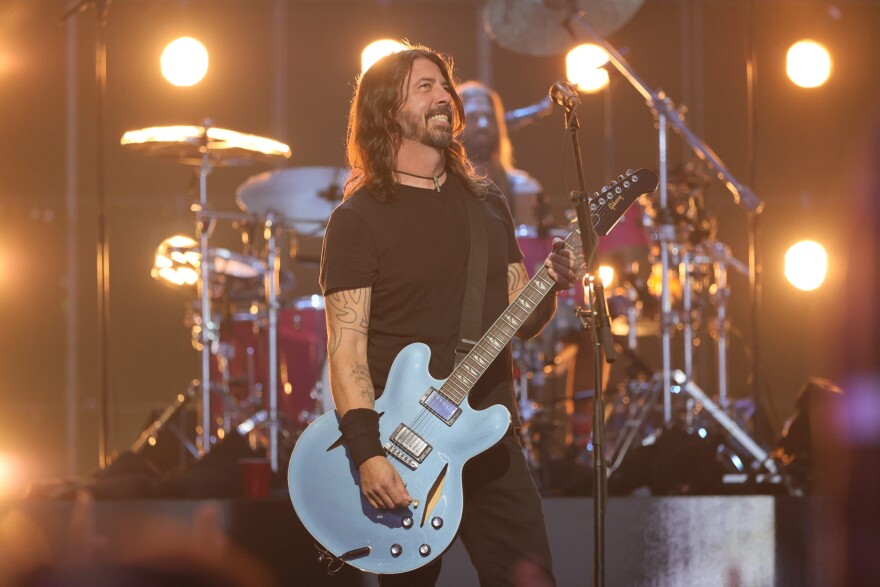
[544, 238, 578, 291]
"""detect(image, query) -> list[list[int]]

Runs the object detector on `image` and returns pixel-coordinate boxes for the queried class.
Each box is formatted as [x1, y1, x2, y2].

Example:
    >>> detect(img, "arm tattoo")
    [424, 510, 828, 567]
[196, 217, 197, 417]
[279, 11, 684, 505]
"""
[326, 288, 370, 357]
[352, 363, 375, 404]
[507, 263, 529, 298]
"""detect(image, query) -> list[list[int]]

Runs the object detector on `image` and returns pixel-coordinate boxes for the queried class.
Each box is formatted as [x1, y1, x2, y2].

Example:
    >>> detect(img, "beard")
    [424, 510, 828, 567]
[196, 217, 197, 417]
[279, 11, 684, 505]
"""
[398, 106, 454, 149]
[463, 128, 499, 165]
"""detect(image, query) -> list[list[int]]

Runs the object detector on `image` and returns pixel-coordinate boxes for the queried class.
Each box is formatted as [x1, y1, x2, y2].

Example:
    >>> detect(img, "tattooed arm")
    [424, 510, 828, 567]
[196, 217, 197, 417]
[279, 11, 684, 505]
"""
[325, 286, 412, 509]
[325, 287, 374, 416]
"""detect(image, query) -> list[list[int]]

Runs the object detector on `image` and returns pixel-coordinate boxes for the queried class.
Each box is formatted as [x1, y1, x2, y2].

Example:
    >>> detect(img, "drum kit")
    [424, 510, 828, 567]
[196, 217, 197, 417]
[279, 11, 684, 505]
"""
[510, 160, 777, 493]
[123, 121, 344, 472]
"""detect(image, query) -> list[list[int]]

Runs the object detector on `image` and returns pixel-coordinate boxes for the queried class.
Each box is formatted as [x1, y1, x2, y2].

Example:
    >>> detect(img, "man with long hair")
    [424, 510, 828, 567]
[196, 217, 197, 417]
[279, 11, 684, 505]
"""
[319, 44, 573, 585]
[458, 81, 549, 230]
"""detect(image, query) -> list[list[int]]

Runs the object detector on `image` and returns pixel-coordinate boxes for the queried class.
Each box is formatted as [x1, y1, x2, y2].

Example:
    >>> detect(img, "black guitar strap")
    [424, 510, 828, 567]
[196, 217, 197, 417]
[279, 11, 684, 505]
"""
[455, 193, 488, 367]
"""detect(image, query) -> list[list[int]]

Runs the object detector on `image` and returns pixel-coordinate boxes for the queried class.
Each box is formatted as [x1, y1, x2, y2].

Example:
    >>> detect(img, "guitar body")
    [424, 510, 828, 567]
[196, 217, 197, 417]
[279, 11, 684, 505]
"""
[288, 343, 510, 575]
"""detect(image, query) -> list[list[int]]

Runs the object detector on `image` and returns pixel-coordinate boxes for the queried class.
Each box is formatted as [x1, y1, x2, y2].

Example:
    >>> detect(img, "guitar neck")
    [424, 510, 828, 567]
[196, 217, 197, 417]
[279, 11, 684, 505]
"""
[440, 231, 581, 405]
[436, 167, 658, 407]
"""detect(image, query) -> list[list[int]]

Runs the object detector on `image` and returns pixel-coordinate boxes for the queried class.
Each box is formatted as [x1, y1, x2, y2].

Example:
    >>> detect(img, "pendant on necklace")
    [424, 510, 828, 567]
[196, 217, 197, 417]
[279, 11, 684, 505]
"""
[433, 176, 441, 192]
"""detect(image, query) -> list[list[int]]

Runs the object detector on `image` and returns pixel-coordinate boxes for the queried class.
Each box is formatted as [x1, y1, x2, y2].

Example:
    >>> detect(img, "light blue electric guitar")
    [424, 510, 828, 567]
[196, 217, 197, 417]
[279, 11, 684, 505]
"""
[288, 169, 658, 574]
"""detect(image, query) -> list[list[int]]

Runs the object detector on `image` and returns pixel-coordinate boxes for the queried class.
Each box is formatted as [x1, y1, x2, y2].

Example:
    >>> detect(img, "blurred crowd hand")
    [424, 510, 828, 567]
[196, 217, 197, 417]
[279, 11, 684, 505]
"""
[1, 491, 277, 586]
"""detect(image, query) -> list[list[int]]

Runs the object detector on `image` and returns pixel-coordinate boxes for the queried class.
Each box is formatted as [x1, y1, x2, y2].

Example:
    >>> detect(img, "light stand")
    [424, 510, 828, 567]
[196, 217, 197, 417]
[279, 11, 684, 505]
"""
[60, 0, 112, 468]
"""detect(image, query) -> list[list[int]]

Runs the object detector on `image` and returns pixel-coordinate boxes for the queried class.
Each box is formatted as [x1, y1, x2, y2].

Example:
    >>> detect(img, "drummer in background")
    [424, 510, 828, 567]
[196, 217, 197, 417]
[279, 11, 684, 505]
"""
[459, 81, 551, 232]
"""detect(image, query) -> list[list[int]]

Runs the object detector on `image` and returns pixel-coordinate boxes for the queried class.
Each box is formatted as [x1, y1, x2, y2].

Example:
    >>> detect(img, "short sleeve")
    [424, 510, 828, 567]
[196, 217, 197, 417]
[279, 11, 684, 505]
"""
[319, 205, 378, 296]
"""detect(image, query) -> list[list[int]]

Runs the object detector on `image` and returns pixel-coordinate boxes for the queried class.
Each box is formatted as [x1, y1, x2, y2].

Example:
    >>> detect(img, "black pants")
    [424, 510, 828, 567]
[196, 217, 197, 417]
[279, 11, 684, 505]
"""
[378, 434, 556, 587]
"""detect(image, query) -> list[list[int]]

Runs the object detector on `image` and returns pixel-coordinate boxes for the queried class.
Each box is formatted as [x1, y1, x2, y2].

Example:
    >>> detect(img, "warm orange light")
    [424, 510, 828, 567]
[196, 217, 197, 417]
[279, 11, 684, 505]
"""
[361, 39, 406, 73]
[785, 240, 828, 290]
[567, 43, 610, 94]
[786, 40, 832, 88]
[161, 37, 209, 87]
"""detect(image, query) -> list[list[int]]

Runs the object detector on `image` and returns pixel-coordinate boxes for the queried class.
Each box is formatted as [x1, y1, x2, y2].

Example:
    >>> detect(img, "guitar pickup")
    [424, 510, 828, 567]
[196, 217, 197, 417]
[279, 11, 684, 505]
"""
[385, 424, 432, 469]
[420, 388, 461, 425]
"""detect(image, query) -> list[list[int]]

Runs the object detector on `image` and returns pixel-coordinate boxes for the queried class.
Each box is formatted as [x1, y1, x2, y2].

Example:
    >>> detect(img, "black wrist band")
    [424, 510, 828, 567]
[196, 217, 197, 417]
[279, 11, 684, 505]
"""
[339, 408, 385, 467]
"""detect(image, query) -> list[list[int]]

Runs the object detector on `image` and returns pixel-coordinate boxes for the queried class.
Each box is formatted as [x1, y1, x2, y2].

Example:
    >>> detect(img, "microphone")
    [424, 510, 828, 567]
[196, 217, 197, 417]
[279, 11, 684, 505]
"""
[549, 81, 581, 110]
[505, 95, 555, 131]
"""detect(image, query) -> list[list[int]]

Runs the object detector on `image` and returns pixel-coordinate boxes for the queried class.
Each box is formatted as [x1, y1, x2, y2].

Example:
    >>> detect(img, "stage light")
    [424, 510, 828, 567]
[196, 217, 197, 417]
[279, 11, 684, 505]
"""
[152, 235, 200, 286]
[0, 454, 20, 499]
[786, 40, 831, 88]
[161, 37, 209, 87]
[784, 240, 828, 291]
[361, 39, 405, 73]
[598, 265, 614, 288]
[566, 43, 610, 94]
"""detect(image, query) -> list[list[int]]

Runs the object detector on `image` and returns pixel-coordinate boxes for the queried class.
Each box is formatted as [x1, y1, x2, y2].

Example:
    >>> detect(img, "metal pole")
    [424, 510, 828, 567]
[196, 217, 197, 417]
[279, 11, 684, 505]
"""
[682, 250, 694, 383]
[265, 216, 281, 472]
[64, 9, 80, 476]
[714, 245, 730, 410]
[198, 151, 213, 454]
[658, 110, 672, 424]
[94, 1, 111, 468]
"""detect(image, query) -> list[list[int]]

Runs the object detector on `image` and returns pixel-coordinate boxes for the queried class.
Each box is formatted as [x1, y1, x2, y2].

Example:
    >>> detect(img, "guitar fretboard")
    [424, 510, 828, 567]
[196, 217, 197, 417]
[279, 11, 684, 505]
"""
[439, 231, 581, 404]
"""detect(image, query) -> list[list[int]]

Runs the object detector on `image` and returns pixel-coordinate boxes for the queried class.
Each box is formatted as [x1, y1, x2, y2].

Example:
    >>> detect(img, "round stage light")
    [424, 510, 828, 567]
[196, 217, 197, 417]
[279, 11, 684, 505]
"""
[784, 240, 828, 291]
[161, 37, 209, 87]
[786, 40, 831, 88]
[567, 43, 610, 94]
[361, 39, 406, 73]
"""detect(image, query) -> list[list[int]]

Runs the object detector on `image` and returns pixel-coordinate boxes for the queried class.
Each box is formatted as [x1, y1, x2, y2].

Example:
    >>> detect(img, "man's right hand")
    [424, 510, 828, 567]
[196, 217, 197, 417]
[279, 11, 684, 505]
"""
[358, 456, 413, 510]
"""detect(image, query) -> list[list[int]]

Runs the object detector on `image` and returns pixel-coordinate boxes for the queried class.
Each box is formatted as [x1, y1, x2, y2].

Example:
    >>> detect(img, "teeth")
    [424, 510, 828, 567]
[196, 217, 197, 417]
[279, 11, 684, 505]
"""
[430, 114, 449, 122]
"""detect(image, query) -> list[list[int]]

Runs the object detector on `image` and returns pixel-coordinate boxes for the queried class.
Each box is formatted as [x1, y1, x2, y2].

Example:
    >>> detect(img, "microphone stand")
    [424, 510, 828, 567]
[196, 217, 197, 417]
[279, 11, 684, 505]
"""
[60, 0, 112, 468]
[559, 102, 616, 587]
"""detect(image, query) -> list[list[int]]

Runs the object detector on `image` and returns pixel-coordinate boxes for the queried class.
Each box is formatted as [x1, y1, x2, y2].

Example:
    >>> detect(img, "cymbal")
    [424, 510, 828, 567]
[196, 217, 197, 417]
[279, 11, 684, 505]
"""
[236, 166, 349, 237]
[121, 125, 291, 167]
[483, 0, 646, 56]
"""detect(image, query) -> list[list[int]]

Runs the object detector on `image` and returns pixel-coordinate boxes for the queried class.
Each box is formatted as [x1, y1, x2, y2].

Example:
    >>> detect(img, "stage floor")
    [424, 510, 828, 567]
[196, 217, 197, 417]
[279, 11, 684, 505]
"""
[2, 496, 834, 586]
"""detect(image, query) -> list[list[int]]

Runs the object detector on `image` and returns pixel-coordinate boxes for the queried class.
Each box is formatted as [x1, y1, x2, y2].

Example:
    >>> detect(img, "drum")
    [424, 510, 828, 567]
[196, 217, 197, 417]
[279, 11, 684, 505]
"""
[209, 295, 329, 430]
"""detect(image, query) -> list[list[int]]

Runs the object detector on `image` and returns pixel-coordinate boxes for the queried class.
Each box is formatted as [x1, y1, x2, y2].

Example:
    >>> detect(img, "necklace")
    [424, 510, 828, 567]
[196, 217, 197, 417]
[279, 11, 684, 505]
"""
[394, 169, 445, 192]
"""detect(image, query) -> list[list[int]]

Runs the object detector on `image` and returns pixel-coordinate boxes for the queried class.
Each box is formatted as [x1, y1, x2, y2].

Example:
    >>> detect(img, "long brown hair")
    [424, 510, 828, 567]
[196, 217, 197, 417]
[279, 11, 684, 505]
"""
[343, 43, 487, 202]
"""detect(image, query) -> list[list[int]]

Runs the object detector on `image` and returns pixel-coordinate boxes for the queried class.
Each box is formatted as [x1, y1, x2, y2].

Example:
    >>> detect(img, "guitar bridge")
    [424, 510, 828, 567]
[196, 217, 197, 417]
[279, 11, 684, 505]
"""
[384, 424, 432, 470]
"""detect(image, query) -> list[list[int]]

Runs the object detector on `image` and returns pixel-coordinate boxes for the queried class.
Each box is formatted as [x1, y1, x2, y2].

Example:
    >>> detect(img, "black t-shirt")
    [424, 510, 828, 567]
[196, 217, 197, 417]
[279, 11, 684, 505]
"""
[319, 173, 523, 422]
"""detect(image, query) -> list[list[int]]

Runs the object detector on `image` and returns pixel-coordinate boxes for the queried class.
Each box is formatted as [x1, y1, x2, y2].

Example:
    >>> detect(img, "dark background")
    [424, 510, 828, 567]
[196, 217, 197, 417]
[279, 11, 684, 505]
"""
[0, 0, 876, 481]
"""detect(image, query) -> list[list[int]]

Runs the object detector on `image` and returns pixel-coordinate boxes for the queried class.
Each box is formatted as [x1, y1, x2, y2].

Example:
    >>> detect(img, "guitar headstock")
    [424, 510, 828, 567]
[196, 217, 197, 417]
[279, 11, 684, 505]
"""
[590, 168, 659, 236]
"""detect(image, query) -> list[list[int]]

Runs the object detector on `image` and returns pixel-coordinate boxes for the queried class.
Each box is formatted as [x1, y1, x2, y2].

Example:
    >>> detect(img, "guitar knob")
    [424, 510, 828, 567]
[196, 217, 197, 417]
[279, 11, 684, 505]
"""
[390, 544, 403, 557]
[601, 186, 609, 194]
[623, 181, 631, 188]
[419, 544, 432, 557]
[431, 517, 443, 529]
[626, 168, 634, 176]
[615, 186, 622, 194]
[402, 516, 414, 529]
[618, 174, 625, 182]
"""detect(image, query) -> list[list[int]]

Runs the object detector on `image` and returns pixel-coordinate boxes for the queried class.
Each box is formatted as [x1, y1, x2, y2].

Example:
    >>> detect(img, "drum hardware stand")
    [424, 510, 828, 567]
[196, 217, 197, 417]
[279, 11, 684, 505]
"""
[553, 85, 616, 587]
[263, 212, 282, 472]
[130, 382, 200, 462]
[195, 126, 217, 456]
[562, 11, 772, 457]
[674, 370, 778, 475]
